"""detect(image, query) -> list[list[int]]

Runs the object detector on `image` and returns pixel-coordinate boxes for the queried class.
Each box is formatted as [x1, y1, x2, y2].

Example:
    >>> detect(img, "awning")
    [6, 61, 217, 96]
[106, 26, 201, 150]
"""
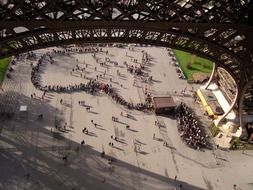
[206, 106, 214, 116]
[197, 89, 208, 106]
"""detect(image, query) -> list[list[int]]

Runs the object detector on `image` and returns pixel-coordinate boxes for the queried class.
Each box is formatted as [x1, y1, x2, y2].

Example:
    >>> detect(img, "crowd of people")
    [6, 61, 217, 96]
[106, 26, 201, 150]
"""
[30, 49, 151, 112]
[175, 102, 207, 149]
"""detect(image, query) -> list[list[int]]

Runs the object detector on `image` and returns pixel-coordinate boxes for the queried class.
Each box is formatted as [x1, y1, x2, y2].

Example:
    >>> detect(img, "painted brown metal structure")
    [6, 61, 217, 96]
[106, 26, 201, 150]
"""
[0, 0, 253, 126]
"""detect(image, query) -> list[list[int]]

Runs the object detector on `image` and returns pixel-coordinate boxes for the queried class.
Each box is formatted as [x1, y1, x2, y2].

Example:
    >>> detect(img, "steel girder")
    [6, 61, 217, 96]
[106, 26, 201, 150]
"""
[0, 0, 253, 119]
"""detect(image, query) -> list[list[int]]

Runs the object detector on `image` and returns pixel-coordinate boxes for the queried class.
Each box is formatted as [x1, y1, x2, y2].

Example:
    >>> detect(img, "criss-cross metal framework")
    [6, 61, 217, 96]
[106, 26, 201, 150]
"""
[0, 0, 253, 125]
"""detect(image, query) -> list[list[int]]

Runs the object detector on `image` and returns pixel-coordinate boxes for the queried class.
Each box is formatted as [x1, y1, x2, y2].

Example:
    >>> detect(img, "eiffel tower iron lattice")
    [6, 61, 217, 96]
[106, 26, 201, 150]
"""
[0, 0, 253, 125]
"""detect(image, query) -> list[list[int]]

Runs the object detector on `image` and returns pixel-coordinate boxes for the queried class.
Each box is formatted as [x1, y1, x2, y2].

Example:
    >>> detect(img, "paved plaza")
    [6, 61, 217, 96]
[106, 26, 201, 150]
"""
[0, 45, 252, 190]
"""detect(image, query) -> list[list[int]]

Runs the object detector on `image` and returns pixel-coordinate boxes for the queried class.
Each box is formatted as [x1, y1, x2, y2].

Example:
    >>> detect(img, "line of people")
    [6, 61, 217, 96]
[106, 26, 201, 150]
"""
[30, 51, 150, 112]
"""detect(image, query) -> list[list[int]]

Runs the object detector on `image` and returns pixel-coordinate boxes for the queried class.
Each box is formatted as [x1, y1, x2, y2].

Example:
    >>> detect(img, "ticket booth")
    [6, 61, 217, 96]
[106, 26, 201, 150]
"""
[153, 96, 176, 115]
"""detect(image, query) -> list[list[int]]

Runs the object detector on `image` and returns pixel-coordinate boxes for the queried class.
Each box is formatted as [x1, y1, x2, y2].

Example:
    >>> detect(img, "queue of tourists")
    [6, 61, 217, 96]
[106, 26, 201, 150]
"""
[30, 50, 151, 112]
